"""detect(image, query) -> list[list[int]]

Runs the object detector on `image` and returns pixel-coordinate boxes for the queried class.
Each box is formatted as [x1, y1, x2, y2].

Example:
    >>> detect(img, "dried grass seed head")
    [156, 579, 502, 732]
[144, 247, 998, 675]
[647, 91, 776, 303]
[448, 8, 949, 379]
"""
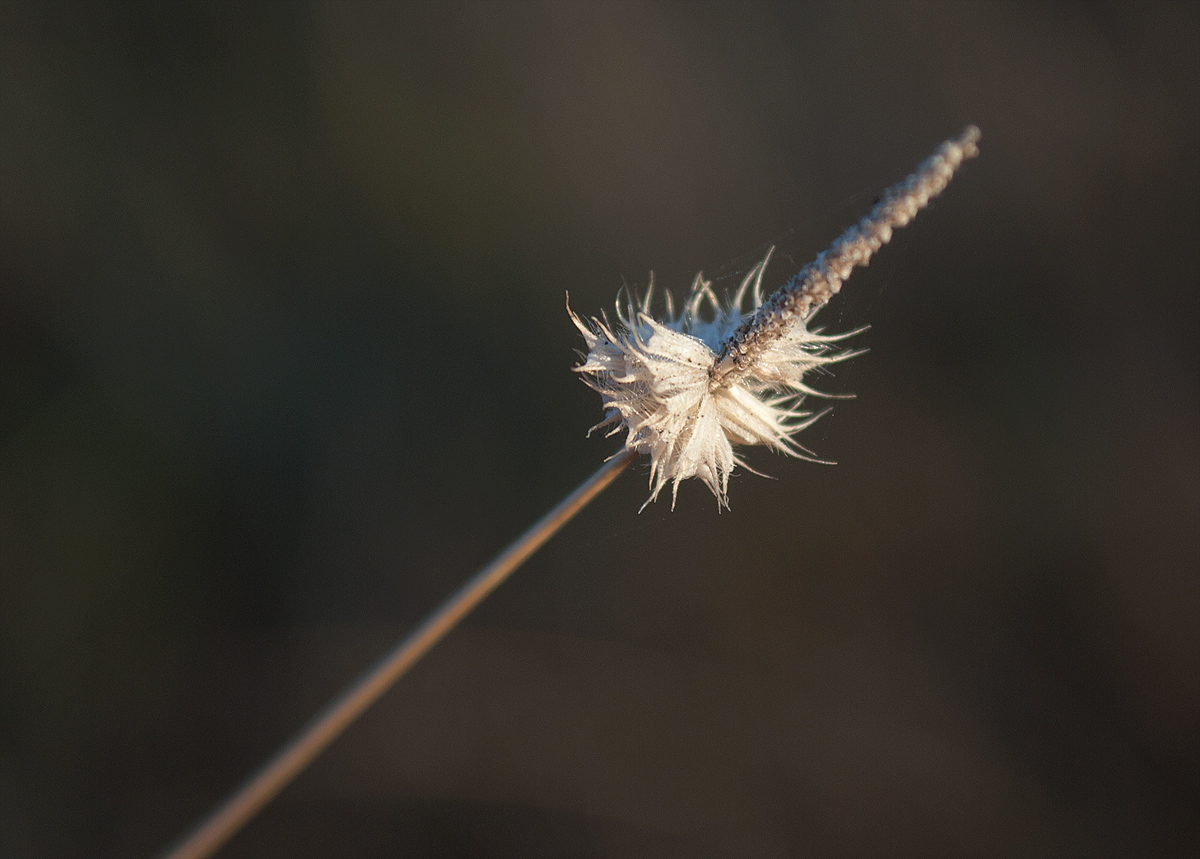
[571, 127, 981, 510]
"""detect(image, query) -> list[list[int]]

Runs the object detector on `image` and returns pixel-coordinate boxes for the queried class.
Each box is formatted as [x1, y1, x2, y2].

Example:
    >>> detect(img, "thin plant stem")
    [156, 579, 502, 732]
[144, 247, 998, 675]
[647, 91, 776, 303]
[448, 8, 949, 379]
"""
[160, 448, 637, 859]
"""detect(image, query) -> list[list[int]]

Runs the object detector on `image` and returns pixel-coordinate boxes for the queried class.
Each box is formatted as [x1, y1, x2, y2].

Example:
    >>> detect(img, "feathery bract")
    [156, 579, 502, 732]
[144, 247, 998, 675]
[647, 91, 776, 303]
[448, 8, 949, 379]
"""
[571, 127, 980, 509]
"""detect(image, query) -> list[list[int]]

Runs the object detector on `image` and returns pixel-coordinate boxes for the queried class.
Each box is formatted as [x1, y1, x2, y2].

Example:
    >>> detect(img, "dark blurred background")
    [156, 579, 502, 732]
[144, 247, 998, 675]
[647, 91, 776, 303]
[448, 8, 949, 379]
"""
[2, 2, 1197, 857]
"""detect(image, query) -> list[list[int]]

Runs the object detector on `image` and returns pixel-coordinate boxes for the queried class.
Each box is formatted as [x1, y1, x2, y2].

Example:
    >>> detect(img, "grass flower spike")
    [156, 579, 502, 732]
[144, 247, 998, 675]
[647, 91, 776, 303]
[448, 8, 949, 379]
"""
[162, 128, 979, 859]
[571, 127, 980, 509]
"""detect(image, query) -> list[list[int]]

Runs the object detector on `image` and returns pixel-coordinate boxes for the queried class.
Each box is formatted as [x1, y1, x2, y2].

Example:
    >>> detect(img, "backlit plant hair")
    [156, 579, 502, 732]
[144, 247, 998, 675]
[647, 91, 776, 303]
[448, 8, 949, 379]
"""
[160, 127, 979, 859]
[570, 125, 980, 508]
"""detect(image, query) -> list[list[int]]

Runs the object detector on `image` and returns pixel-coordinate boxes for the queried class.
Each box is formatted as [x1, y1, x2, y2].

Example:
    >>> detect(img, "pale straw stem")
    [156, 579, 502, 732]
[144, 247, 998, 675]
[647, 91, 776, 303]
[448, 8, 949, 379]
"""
[159, 447, 637, 859]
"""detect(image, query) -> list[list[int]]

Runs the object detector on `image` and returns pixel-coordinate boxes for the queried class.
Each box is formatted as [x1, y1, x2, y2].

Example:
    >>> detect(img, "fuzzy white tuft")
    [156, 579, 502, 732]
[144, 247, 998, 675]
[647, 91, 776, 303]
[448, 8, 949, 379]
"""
[571, 127, 979, 510]
[569, 252, 852, 510]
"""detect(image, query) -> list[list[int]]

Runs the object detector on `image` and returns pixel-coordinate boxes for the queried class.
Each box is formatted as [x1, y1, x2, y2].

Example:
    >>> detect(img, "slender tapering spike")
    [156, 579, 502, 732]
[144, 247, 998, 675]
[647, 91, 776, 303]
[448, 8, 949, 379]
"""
[711, 126, 980, 384]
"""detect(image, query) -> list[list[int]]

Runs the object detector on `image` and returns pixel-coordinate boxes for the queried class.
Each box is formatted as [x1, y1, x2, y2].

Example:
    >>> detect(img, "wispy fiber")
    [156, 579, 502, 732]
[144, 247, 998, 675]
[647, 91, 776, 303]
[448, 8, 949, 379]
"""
[571, 127, 980, 508]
